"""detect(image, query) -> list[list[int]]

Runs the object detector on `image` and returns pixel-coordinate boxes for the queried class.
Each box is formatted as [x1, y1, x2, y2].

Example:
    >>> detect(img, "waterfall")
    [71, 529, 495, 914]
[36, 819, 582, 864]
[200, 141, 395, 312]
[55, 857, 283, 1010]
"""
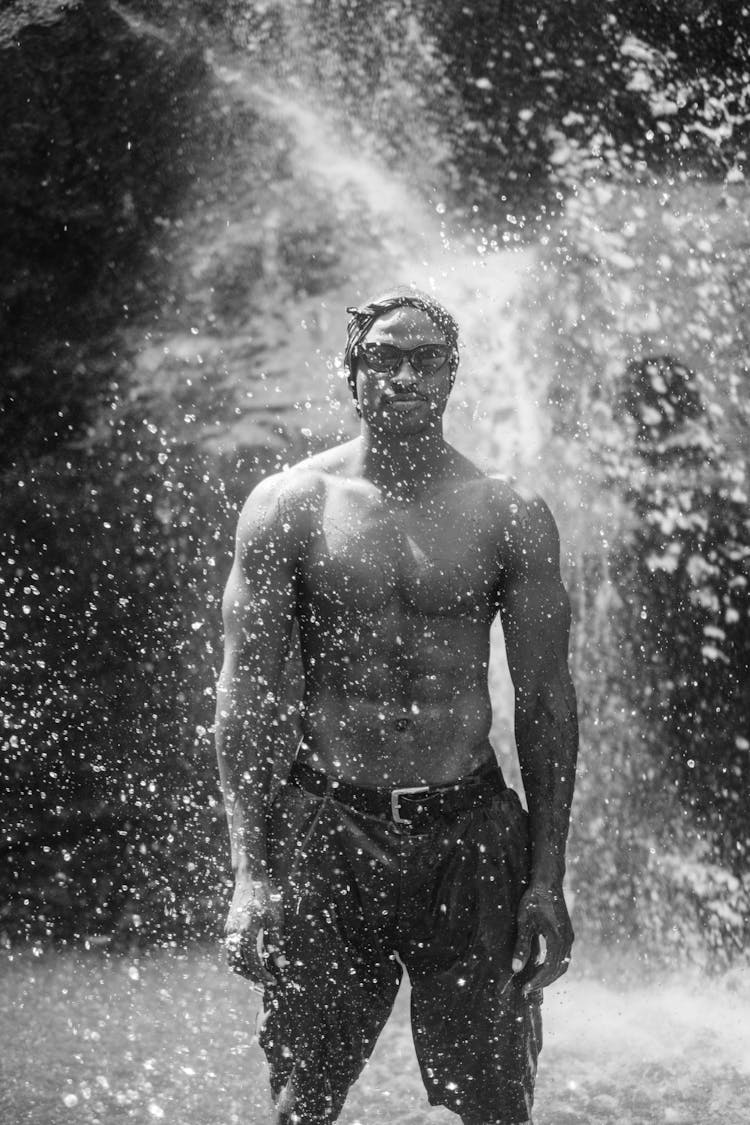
[209, 54, 549, 476]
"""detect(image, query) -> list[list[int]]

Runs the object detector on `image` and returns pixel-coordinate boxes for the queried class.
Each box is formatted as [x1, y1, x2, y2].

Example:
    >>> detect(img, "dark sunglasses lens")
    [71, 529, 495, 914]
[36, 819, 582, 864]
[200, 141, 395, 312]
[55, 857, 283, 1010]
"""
[411, 346, 451, 373]
[360, 344, 401, 371]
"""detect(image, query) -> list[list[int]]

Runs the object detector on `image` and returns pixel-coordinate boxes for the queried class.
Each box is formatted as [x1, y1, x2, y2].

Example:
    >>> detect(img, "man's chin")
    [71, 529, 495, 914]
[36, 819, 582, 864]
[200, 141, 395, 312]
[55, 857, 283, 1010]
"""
[380, 413, 433, 435]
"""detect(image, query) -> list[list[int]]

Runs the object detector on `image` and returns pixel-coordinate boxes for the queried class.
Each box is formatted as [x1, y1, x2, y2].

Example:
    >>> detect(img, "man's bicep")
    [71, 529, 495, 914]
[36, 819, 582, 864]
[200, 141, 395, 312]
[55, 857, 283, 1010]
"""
[500, 571, 572, 689]
[221, 493, 299, 681]
[499, 496, 572, 689]
[223, 561, 296, 673]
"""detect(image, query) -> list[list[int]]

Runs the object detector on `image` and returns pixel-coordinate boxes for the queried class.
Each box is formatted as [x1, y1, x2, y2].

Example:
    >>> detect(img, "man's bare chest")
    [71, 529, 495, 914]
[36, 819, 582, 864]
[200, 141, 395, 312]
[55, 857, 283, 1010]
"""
[302, 489, 505, 616]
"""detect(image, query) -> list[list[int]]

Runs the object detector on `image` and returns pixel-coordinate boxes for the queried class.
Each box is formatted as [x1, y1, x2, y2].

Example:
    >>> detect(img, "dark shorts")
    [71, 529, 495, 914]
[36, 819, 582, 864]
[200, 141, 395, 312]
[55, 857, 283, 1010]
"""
[259, 770, 542, 1124]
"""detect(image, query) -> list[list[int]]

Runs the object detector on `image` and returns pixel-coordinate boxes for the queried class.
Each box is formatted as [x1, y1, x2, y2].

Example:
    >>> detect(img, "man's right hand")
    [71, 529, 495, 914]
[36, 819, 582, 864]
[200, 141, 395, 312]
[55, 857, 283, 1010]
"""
[224, 877, 286, 987]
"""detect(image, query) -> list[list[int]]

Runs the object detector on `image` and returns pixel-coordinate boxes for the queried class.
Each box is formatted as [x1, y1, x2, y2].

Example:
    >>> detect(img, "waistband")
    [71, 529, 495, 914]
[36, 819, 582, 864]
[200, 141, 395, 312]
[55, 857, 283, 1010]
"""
[287, 757, 505, 830]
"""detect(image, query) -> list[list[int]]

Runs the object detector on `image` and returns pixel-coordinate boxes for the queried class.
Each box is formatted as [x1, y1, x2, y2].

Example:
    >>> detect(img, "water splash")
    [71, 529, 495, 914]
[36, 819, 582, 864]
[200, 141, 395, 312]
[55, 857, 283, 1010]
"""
[220, 73, 423, 228]
[208, 56, 547, 474]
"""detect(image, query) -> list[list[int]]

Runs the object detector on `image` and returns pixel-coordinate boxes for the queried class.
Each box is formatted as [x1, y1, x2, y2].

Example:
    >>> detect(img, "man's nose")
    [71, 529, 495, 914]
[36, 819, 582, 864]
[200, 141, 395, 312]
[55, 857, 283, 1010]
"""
[391, 357, 419, 385]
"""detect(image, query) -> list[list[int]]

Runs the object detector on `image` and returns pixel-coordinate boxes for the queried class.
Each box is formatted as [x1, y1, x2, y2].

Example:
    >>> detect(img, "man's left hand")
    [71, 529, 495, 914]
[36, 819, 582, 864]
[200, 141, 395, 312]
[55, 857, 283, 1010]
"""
[511, 883, 573, 994]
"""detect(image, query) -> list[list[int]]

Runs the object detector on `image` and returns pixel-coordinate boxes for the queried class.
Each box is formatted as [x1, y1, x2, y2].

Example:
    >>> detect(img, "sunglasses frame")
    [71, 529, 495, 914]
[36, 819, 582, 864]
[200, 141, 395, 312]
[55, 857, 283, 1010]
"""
[356, 342, 453, 377]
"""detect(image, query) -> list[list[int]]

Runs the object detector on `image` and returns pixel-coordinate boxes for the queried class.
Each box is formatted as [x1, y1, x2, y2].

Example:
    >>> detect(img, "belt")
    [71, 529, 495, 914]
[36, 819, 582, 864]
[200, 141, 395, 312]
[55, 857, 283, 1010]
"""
[287, 758, 505, 829]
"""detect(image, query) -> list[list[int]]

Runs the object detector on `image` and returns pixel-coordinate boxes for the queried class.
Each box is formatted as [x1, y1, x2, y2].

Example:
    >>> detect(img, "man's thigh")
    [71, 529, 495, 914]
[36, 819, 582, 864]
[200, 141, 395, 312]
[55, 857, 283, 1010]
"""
[411, 969, 542, 1124]
[261, 787, 402, 1118]
[403, 790, 542, 1124]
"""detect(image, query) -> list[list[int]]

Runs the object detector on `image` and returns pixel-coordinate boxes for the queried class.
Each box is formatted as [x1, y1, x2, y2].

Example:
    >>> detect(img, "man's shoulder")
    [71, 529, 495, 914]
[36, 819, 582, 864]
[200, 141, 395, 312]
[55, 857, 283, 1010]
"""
[290, 438, 361, 481]
[239, 440, 358, 526]
[456, 459, 548, 524]
[452, 461, 560, 573]
[486, 477, 553, 526]
[485, 477, 561, 578]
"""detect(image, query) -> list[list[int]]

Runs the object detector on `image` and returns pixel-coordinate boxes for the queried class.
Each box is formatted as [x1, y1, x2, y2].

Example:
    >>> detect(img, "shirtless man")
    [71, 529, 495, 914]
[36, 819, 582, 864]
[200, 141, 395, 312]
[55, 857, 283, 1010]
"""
[215, 289, 578, 1125]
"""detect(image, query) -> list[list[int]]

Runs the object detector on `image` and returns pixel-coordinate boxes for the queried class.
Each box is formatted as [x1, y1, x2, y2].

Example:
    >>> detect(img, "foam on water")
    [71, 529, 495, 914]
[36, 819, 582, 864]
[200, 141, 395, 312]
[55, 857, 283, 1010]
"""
[545, 969, 750, 1076]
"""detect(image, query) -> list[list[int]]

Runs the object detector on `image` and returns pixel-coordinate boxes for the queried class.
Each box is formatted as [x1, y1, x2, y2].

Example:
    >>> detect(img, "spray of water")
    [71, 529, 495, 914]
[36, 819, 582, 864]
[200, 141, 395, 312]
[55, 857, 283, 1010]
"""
[4, 9, 750, 1124]
[211, 54, 547, 475]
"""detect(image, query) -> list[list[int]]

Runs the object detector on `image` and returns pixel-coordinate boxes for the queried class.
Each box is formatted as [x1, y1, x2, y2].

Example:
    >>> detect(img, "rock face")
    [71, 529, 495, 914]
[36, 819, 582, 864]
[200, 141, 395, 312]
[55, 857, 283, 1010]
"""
[0, 1, 219, 465]
[1, 0, 232, 418]
[0, 2, 221, 942]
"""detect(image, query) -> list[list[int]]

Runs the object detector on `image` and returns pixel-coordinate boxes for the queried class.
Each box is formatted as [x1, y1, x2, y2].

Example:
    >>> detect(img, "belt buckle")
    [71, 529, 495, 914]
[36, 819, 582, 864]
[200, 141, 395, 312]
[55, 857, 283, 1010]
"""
[390, 785, 431, 824]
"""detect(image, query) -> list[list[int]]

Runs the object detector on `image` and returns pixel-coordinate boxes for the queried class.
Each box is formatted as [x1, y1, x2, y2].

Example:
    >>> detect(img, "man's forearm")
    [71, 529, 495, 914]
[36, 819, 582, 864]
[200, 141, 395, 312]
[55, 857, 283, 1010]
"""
[516, 671, 578, 887]
[215, 683, 278, 882]
[219, 748, 272, 881]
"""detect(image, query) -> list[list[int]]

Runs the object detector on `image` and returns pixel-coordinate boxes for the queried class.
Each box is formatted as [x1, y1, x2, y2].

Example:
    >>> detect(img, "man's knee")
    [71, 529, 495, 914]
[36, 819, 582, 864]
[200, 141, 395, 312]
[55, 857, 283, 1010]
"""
[272, 1074, 336, 1125]
[461, 1119, 533, 1125]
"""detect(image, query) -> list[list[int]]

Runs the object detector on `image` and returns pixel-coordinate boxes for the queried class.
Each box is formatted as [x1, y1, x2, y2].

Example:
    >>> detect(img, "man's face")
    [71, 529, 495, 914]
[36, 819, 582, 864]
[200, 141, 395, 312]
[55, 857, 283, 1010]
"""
[355, 307, 453, 437]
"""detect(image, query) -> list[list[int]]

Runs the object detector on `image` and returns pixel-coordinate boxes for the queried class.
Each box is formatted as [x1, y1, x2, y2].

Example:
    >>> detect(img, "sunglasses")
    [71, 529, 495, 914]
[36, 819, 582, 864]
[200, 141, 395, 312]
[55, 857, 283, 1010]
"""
[357, 342, 452, 376]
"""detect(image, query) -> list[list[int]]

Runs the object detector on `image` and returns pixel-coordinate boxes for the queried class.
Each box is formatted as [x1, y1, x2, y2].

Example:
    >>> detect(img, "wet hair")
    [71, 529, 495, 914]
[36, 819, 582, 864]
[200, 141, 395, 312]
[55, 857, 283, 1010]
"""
[343, 287, 460, 400]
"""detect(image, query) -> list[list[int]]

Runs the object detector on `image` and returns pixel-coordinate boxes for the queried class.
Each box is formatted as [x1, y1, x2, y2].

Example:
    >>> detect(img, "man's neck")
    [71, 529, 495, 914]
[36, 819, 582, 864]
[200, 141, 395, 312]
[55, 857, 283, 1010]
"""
[358, 425, 448, 502]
